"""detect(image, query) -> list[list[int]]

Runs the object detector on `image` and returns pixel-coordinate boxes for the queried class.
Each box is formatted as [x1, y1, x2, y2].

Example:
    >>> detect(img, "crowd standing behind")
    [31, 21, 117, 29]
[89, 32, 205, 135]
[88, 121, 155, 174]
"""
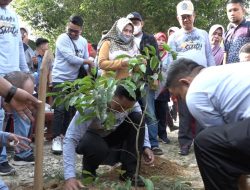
[0, 0, 250, 189]
[126, 12, 164, 156]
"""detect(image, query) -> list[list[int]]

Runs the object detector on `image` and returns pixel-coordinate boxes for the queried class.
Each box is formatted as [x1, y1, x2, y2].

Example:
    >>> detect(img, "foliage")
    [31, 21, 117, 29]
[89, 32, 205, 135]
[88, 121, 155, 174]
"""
[163, 43, 178, 60]
[13, 0, 231, 47]
[48, 46, 160, 131]
[48, 73, 118, 130]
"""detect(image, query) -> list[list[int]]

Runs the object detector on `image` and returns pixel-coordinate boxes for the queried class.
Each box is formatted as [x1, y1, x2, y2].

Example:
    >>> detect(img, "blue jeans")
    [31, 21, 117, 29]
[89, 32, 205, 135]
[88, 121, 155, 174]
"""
[0, 179, 8, 190]
[13, 111, 32, 158]
[0, 108, 7, 163]
[139, 86, 159, 147]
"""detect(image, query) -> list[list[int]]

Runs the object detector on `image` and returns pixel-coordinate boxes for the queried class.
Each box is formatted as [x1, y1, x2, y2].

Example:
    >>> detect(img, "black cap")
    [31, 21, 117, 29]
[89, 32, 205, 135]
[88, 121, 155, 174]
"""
[126, 12, 143, 21]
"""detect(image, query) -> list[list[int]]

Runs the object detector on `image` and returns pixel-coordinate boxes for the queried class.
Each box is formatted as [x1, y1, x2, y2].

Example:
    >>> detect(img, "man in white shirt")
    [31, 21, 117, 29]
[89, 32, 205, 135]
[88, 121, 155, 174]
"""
[166, 58, 250, 189]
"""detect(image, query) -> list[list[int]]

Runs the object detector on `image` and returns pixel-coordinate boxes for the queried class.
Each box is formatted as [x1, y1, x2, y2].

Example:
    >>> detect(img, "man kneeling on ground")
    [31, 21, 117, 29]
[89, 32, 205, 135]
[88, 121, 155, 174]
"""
[63, 85, 154, 190]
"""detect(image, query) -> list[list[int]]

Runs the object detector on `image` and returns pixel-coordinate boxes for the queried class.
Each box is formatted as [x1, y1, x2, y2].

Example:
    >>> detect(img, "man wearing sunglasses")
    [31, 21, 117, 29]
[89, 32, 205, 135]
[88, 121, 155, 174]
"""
[51, 15, 94, 155]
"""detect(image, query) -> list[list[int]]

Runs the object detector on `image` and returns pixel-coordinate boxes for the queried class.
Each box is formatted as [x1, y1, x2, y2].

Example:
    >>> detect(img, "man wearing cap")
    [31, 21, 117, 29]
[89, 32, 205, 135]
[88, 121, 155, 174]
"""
[126, 12, 163, 156]
[168, 0, 215, 155]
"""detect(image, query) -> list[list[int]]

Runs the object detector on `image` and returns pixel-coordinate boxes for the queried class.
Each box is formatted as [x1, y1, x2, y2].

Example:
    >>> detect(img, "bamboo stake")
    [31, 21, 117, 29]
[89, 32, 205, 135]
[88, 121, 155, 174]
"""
[34, 50, 53, 190]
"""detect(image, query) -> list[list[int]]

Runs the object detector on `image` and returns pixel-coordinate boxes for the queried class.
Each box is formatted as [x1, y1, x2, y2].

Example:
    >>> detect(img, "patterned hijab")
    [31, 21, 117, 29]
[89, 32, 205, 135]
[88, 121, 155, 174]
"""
[99, 17, 135, 53]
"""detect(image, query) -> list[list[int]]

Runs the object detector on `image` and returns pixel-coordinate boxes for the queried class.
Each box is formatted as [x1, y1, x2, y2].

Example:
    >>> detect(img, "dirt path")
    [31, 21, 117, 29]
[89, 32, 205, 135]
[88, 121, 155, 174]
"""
[1, 127, 204, 190]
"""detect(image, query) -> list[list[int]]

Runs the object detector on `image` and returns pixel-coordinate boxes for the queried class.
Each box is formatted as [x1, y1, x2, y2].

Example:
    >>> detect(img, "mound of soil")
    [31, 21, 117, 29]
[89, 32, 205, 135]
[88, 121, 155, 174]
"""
[141, 156, 183, 178]
[14, 156, 184, 190]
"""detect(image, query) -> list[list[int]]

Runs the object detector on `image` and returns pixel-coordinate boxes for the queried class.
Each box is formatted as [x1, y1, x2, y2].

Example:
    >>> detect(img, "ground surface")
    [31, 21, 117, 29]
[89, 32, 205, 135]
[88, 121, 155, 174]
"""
[2, 126, 204, 190]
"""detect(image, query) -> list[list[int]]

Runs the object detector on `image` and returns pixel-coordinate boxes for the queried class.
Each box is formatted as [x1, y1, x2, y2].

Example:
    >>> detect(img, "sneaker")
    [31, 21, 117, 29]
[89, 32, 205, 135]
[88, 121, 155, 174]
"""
[151, 147, 164, 155]
[13, 154, 35, 166]
[0, 161, 16, 176]
[159, 136, 170, 144]
[119, 173, 145, 187]
[52, 136, 63, 155]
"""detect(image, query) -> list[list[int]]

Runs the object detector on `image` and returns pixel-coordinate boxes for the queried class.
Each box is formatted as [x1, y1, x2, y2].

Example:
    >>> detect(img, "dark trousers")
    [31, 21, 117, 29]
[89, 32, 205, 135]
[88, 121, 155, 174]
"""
[194, 118, 250, 190]
[52, 82, 76, 137]
[178, 98, 203, 149]
[155, 99, 168, 139]
[76, 112, 145, 176]
[178, 98, 194, 148]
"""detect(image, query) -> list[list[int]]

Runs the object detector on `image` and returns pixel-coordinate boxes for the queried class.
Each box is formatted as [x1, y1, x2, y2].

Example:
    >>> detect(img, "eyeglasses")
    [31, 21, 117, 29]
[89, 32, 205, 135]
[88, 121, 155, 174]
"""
[67, 28, 81, 35]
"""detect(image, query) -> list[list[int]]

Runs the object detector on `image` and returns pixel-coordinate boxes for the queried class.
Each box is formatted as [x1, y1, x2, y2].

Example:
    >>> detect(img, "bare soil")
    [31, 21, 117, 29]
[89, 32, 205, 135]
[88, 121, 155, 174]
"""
[2, 128, 204, 190]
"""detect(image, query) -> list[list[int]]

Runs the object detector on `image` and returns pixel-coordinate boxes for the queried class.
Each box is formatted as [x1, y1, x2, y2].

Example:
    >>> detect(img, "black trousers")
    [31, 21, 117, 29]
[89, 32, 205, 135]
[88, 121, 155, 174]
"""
[178, 98, 204, 149]
[155, 99, 168, 139]
[52, 82, 76, 137]
[194, 118, 250, 190]
[76, 112, 145, 176]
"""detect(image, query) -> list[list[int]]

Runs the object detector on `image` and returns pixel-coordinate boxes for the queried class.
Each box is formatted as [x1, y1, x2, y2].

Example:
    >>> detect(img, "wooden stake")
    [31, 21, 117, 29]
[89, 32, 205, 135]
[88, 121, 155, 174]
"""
[34, 50, 53, 190]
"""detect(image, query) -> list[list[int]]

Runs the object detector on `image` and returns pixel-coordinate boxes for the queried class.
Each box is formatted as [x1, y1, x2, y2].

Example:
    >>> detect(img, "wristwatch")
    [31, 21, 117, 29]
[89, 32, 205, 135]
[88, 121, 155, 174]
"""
[4, 86, 17, 103]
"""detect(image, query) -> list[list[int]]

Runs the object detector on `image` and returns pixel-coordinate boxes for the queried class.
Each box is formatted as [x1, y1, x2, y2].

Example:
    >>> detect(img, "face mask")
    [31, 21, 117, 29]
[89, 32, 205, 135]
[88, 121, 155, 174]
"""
[133, 25, 142, 35]
[112, 111, 128, 127]
[119, 34, 132, 43]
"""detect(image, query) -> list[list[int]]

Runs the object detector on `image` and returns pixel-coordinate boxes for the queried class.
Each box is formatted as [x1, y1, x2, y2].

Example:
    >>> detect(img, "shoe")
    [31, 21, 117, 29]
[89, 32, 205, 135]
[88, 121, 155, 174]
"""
[0, 161, 16, 176]
[151, 147, 164, 155]
[119, 173, 145, 187]
[13, 154, 35, 166]
[159, 136, 170, 144]
[169, 125, 179, 132]
[179, 148, 189, 156]
[52, 136, 63, 155]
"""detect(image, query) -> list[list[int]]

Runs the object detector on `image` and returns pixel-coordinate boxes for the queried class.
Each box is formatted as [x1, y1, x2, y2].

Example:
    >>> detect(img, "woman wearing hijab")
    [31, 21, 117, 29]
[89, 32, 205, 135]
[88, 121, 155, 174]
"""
[154, 32, 177, 144]
[209, 24, 225, 65]
[98, 17, 139, 79]
[167, 26, 179, 39]
[97, 17, 154, 186]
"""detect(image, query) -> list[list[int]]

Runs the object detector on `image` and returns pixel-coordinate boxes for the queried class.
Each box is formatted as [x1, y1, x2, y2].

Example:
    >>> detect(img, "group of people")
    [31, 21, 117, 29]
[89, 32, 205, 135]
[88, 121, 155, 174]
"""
[0, 0, 250, 189]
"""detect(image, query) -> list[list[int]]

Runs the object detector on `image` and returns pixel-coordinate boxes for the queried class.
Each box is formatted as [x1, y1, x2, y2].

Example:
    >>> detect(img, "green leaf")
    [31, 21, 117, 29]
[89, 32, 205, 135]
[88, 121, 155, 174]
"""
[140, 82, 146, 92]
[143, 47, 150, 59]
[151, 73, 159, 80]
[144, 178, 154, 190]
[115, 54, 132, 60]
[64, 100, 70, 111]
[124, 180, 132, 189]
[162, 43, 171, 52]
[148, 45, 156, 55]
[69, 96, 78, 106]
[139, 64, 146, 73]
[132, 73, 141, 82]
[62, 85, 71, 92]
[150, 56, 160, 71]
[171, 51, 178, 60]
[46, 92, 57, 97]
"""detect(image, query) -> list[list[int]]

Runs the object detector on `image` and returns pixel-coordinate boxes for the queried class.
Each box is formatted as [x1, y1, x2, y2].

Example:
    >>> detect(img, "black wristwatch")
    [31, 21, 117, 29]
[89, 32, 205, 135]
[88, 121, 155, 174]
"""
[4, 86, 17, 103]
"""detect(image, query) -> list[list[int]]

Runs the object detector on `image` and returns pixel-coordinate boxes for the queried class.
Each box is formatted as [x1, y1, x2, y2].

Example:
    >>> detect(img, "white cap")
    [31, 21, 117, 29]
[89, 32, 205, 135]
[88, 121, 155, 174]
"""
[177, 0, 194, 16]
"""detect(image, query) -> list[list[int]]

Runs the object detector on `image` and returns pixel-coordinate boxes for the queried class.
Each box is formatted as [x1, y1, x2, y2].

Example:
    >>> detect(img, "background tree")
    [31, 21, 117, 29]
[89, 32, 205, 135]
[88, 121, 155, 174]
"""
[14, 0, 235, 49]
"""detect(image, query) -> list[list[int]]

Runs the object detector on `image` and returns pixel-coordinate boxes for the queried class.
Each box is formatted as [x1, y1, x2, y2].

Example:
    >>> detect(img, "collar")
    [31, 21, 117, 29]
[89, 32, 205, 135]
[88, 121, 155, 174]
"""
[230, 18, 246, 28]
